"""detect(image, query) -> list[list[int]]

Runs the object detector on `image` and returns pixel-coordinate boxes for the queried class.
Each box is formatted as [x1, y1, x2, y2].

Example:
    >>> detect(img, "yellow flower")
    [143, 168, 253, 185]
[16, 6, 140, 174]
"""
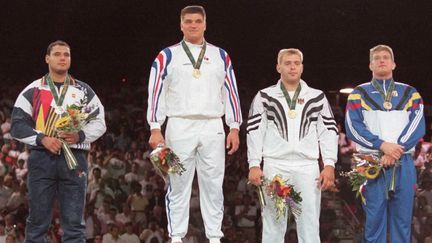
[273, 175, 285, 186]
[55, 116, 70, 128]
[365, 165, 381, 179]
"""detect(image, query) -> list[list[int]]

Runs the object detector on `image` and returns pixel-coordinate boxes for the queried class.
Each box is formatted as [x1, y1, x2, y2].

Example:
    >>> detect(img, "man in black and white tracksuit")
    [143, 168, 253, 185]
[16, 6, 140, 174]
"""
[247, 48, 338, 243]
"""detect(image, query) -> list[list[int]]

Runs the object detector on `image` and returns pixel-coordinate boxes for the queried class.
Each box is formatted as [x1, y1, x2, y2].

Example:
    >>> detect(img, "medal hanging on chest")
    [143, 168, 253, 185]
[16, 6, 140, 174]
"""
[46, 74, 70, 116]
[371, 79, 395, 111]
[181, 40, 206, 79]
[280, 82, 301, 119]
[288, 110, 297, 119]
[192, 68, 201, 79]
[55, 106, 65, 115]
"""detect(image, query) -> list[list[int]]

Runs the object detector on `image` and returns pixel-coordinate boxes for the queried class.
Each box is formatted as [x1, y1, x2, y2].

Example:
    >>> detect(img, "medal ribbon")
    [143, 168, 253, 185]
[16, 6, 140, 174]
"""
[280, 82, 301, 111]
[181, 40, 207, 71]
[46, 74, 78, 170]
[371, 78, 395, 106]
[46, 73, 70, 112]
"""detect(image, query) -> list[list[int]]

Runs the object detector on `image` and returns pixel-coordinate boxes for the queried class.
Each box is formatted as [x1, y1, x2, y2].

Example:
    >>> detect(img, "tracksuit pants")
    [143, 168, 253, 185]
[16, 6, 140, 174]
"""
[362, 154, 416, 243]
[262, 158, 321, 243]
[165, 117, 225, 242]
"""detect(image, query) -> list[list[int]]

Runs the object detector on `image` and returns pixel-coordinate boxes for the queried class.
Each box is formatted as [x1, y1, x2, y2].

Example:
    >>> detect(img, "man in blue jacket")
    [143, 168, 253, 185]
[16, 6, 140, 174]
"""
[345, 44, 425, 242]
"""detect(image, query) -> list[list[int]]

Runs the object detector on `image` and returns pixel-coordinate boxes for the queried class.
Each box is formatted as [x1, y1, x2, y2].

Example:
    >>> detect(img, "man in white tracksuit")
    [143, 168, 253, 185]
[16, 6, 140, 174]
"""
[247, 48, 338, 243]
[146, 6, 242, 243]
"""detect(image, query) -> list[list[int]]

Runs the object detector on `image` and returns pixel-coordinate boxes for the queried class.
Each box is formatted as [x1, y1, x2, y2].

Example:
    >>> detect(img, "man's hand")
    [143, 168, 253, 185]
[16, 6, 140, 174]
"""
[41, 136, 62, 154]
[380, 142, 404, 160]
[149, 129, 165, 149]
[57, 132, 79, 145]
[248, 167, 263, 186]
[381, 154, 397, 167]
[316, 166, 335, 191]
[226, 129, 240, 155]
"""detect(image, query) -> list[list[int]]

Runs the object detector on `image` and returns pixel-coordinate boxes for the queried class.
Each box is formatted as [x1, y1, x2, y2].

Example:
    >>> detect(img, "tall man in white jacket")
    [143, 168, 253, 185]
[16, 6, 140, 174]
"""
[247, 48, 338, 243]
[146, 5, 242, 243]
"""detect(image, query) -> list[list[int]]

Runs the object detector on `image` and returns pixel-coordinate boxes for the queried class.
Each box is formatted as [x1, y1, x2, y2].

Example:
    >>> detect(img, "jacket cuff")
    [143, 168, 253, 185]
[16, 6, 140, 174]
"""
[229, 122, 240, 130]
[323, 159, 336, 168]
[150, 122, 161, 130]
[373, 139, 384, 150]
[78, 131, 86, 143]
[248, 160, 261, 169]
[36, 133, 46, 146]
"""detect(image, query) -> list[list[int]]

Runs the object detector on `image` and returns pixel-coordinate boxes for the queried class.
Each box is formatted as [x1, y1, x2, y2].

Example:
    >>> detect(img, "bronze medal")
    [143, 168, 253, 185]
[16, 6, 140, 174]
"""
[383, 101, 392, 110]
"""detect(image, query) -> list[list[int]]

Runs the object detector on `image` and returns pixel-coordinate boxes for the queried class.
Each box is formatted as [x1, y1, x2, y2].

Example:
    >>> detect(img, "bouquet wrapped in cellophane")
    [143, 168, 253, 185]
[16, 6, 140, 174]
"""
[259, 175, 302, 220]
[150, 145, 186, 184]
[341, 153, 399, 204]
[55, 103, 96, 170]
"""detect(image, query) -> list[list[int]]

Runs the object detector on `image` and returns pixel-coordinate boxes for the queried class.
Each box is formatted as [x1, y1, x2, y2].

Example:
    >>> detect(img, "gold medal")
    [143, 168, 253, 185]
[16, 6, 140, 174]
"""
[383, 101, 392, 110]
[192, 69, 201, 79]
[288, 110, 297, 119]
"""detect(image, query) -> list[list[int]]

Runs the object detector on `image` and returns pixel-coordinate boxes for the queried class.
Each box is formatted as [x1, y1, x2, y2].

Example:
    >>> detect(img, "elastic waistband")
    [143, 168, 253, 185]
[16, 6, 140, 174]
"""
[30, 148, 87, 154]
[264, 157, 318, 167]
[168, 116, 221, 121]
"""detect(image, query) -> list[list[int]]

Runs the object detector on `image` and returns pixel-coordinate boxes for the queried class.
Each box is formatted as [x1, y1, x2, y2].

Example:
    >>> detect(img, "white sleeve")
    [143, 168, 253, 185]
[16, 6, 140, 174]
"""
[246, 92, 267, 168]
[317, 94, 339, 167]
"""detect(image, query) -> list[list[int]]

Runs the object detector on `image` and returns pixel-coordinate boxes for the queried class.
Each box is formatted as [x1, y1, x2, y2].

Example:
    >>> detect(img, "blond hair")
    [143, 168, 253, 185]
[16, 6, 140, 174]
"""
[277, 48, 303, 64]
[370, 44, 394, 62]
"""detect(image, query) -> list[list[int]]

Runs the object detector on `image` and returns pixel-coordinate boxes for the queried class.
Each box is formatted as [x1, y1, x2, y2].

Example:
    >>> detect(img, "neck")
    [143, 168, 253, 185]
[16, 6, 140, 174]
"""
[373, 73, 392, 81]
[282, 79, 300, 91]
[49, 72, 68, 83]
[184, 37, 204, 45]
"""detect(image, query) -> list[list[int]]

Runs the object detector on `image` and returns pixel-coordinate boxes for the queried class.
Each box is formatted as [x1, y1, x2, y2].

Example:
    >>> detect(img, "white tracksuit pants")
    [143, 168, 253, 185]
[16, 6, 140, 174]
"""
[165, 117, 225, 241]
[262, 158, 321, 243]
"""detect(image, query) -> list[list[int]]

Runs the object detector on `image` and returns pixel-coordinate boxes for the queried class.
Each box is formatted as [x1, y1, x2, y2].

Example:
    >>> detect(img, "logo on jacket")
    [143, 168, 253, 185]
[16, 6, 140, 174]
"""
[297, 98, 305, 105]
[392, 91, 398, 97]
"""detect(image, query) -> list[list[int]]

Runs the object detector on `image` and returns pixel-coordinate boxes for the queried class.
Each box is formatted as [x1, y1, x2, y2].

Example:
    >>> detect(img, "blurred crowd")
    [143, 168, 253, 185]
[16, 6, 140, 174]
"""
[1, 84, 431, 243]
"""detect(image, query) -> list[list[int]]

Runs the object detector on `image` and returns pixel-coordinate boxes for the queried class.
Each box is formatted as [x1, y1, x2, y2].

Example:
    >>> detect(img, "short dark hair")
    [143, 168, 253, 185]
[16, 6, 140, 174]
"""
[46, 40, 70, 55]
[180, 5, 206, 20]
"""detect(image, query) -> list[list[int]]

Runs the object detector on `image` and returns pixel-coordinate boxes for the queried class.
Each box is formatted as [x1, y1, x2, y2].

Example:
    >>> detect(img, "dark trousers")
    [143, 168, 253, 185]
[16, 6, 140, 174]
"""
[25, 149, 88, 243]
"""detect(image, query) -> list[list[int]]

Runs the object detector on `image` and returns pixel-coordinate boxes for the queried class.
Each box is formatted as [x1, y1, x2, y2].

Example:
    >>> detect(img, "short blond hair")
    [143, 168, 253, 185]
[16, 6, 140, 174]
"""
[370, 44, 394, 62]
[277, 48, 303, 64]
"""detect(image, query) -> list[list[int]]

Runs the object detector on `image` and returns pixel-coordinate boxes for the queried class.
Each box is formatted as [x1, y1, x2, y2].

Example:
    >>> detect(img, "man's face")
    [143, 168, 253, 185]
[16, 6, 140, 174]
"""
[94, 236, 102, 243]
[181, 13, 206, 43]
[277, 54, 303, 84]
[93, 169, 101, 179]
[45, 45, 71, 75]
[369, 50, 395, 78]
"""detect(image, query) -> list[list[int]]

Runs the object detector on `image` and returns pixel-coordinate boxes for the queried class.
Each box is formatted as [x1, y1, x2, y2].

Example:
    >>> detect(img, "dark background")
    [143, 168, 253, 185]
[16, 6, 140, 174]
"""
[1, 0, 432, 124]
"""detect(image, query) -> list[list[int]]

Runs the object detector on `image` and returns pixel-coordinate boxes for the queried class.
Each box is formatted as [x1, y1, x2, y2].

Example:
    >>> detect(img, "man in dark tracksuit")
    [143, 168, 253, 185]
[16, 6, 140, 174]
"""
[11, 40, 106, 242]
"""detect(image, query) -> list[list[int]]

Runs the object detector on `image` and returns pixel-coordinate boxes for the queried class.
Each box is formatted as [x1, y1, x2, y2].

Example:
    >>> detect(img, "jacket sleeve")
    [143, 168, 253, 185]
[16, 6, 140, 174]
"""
[246, 92, 267, 168]
[80, 85, 106, 143]
[11, 84, 45, 146]
[147, 48, 172, 130]
[317, 94, 339, 167]
[219, 49, 242, 130]
[397, 88, 426, 151]
[345, 88, 384, 150]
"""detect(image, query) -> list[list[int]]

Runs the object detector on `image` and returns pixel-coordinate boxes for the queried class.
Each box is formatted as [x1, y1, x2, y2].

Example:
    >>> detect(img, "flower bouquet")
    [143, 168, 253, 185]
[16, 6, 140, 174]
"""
[341, 153, 399, 204]
[55, 103, 96, 170]
[261, 175, 302, 220]
[149, 145, 186, 184]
